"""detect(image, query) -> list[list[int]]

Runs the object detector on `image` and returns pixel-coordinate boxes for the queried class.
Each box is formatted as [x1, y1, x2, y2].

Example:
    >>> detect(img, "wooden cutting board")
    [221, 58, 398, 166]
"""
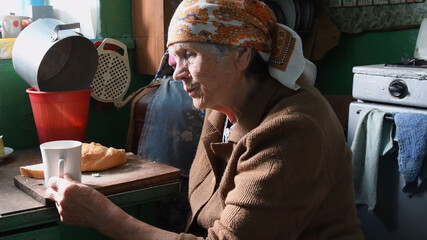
[14, 155, 181, 206]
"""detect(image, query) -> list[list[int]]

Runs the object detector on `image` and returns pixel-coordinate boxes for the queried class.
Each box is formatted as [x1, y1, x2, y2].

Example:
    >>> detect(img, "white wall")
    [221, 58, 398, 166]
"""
[0, 0, 23, 16]
[49, 0, 99, 39]
[0, 0, 99, 39]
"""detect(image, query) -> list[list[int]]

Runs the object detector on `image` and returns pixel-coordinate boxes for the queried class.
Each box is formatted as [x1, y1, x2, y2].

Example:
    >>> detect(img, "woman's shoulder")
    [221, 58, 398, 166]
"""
[264, 83, 326, 121]
[249, 105, 324, 145]
[267, 80, 340, 129]
[248, 79, 345, 149]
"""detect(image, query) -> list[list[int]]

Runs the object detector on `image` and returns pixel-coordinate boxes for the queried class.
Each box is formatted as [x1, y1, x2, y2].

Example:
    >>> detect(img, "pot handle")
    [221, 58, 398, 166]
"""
[51, 23, 82, 41]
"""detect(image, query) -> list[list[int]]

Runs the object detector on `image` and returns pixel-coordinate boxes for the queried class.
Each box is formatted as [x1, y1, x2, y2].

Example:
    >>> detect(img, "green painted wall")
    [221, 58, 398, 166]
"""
[0, 0, 152, 150]
[99, 0, 133, 39]
[315, 28, 419, 95]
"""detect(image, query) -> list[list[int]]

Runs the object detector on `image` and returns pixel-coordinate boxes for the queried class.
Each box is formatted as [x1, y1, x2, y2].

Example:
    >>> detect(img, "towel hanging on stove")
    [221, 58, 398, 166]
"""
[394, 112, 427, 197]
[351, 108, 394, 211]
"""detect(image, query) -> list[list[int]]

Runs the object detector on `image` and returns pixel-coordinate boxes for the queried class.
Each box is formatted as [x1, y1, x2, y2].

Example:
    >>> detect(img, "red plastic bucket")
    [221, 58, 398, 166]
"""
[26, 88, 91, 144]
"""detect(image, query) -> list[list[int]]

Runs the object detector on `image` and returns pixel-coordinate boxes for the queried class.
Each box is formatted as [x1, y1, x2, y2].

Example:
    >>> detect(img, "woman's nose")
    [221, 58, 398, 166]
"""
[172, 61, 189, 81]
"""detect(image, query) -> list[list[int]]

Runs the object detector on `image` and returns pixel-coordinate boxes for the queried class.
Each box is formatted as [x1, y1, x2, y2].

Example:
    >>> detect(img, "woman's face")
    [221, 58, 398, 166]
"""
[168, 43, 243, 110]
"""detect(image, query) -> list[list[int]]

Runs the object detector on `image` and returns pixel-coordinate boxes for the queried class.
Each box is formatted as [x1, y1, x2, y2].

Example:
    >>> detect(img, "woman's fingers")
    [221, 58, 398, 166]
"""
[45, 185, 60, 202]
[48, 176, 72, 193]
[64, 173, 74, 181]
[46, 176, 66, 202]
[46, 174, 101, 227]
[46, 176, 76, 213]
[47, 176, 60, 191]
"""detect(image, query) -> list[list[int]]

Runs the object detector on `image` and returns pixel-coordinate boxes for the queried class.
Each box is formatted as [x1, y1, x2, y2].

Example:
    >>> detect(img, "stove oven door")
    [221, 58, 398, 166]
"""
[348, 101, 427, 240]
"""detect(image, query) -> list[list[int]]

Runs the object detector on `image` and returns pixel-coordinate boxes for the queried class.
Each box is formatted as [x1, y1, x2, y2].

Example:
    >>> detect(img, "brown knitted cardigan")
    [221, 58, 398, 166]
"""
[178, 76, 364, 240]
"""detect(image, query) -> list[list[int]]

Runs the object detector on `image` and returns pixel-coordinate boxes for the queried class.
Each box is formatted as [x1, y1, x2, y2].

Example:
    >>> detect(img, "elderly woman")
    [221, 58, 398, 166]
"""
[47, 0, 364, 239]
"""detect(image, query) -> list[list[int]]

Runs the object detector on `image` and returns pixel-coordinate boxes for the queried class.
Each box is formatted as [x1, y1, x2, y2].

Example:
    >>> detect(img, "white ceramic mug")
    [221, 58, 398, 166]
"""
[0, 15, 30, 38]
[40, 140, 82, 187]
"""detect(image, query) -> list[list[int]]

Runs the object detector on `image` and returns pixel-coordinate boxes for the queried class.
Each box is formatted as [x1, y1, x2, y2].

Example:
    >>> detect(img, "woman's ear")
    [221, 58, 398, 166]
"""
[234, 47, 252, 71]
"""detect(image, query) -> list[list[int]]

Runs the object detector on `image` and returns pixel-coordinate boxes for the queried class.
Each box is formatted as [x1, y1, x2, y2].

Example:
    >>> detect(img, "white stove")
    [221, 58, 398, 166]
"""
[348, 63, 427, 146]
[347, 62, 427, 240]
[352, 64, 427, 109]
[346, 20, 427, 240]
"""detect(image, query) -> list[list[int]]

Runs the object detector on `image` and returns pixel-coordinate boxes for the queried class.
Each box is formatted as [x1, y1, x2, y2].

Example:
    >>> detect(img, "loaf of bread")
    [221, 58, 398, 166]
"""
[20, 142, 127, 178]
[81, 142, 127, 172]
[20, 163, 44, 179]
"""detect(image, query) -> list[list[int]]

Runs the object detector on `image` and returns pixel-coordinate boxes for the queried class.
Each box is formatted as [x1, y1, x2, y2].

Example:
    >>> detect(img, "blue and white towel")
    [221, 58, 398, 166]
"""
[351, 108, 394, 211]
[393, 112, 427, 197]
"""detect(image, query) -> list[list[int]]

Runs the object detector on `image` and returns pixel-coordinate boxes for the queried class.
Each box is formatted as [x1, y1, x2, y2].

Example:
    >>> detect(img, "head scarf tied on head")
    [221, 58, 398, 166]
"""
[167, 0, 315, 90]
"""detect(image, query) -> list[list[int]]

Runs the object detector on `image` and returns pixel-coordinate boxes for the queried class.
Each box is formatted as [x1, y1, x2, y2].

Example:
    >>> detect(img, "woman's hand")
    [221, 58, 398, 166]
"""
[46, 174, 112, 229]
[46, 174, 179, 240]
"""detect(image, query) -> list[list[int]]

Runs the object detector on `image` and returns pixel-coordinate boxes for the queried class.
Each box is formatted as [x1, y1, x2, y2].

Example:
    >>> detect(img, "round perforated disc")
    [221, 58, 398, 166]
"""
[91, 51, 130, 103]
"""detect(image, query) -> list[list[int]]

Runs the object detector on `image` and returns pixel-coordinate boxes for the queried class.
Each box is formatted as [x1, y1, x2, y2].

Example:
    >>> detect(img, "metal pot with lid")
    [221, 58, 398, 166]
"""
[12, 18, 98, 92]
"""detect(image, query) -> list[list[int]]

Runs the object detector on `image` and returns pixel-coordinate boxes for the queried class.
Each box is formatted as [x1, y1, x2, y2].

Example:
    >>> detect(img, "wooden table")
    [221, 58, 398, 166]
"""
[0, 148, 181, 239]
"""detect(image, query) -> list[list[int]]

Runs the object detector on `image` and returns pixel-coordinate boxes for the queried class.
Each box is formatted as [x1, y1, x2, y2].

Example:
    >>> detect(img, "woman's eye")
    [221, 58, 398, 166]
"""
[168, 49, 194, 69]
[183, 52, 193, 59]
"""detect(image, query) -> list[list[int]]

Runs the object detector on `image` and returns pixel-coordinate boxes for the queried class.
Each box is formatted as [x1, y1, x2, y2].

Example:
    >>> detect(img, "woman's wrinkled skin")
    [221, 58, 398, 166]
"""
[169, 42, 257, 123]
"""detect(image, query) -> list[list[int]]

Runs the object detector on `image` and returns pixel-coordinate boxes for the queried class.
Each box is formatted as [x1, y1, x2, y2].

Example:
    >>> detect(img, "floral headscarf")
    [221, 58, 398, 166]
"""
[167, 0, 309, 90]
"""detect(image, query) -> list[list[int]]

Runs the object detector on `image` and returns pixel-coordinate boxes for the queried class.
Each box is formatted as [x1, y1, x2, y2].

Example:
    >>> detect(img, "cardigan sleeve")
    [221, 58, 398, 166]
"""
[178, 114, 336, 240]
